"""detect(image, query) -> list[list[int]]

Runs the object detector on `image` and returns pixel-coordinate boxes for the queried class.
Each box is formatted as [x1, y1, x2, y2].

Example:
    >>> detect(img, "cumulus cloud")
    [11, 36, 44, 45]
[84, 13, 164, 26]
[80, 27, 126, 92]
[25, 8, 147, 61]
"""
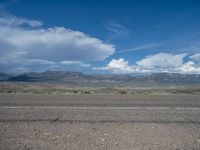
[0, 16, 115, 73]
[0, 26, 115, 62]
[178, 61, 200, 74]
[94, 58, 134, 73]
[96, 53, 200, 74]
[136, 53, 187, 69]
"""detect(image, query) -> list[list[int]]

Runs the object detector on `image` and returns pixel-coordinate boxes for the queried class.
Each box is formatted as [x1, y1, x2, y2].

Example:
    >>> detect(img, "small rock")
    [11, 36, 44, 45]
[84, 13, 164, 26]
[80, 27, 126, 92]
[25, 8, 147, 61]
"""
[55, 135, 59, 139]
[44, 132, 51, 135]
[33, 132, 37, 136]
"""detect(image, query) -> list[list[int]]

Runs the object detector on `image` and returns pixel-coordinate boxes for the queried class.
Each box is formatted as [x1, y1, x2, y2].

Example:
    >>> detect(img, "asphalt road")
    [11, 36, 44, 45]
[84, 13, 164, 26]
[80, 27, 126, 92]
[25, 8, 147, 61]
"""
[0, 94, 200, 123]
[1, 94, 200, 150]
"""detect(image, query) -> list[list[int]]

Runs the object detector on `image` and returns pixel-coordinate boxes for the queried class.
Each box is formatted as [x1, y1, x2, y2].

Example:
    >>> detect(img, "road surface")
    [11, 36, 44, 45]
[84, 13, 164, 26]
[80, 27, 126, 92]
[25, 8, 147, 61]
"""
[0, 94, 200, 149]
[0, 94, 200, 123]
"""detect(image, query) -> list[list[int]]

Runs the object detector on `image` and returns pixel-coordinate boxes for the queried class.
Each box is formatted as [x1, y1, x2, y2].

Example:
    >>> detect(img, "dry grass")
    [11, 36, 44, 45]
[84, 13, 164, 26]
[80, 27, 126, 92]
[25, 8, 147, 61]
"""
[0, 83, 200, 95]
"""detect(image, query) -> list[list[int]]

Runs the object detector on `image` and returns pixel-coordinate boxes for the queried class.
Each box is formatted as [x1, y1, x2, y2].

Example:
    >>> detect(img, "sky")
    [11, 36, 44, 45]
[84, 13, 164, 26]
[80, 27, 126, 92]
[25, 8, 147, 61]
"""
[0, 0, 200, 74]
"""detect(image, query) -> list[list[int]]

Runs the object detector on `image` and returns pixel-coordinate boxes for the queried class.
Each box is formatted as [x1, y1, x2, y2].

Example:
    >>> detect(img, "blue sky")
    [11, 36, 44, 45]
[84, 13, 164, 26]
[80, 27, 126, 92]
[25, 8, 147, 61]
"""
[0, 0, 200, 74]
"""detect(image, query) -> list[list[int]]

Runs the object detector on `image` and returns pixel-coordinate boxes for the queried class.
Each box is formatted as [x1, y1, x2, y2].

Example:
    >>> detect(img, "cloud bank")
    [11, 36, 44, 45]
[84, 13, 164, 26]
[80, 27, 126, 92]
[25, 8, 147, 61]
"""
[96, 53, 200, 74]
[0, 16, 115, 73]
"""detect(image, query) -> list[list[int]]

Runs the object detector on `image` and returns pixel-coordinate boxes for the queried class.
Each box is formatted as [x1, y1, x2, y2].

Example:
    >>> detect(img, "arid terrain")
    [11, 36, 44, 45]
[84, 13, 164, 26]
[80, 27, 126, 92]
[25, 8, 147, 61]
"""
[1, 121, 200, 150]
[1, 0, 200, 149]
[0, 83, 200, 149]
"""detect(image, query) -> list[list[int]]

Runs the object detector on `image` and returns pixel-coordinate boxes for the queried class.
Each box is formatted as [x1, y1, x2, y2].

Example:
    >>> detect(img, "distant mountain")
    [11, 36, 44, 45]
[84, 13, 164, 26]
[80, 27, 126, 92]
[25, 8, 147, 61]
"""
[149, 73, 200, 84]
[7, 75, 38, 82]
[0, 73, 11, 81]
[7, 71, 89, 82]
[1, 71, 200, 84]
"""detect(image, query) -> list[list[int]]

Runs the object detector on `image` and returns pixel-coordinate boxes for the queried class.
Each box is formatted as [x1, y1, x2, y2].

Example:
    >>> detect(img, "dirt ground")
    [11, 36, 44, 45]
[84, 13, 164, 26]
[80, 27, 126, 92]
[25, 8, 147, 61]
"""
[0, 121, 200, 150]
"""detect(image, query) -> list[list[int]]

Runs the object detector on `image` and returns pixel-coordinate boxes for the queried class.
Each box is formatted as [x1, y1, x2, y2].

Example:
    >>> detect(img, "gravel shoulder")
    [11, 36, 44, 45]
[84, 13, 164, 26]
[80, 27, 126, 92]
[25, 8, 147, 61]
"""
[1, 121, 200, 150]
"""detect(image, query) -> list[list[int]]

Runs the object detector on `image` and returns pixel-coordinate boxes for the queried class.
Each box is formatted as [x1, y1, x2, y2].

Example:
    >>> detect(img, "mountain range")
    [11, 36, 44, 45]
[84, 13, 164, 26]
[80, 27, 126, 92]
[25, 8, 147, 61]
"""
[0, 71, 200, 84]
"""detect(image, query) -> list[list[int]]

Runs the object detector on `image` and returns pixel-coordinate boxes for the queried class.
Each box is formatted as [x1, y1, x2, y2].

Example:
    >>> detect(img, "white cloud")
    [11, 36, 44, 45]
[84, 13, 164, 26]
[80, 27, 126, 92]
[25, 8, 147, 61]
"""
[94, 58, 134, 73]
[0, 16, 115, 72]
[190, 53, 200, 63]
[136, 53, 187, 69]
[178, 61, 200, 74]
[95, 53, 200, 74]
[0, 26, 115, 61]
[1, 16, 200, 74]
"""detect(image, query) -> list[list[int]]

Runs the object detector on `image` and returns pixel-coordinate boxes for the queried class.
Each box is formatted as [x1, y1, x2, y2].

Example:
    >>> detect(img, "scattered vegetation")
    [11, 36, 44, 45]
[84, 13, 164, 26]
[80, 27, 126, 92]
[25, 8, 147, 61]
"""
[0, 83, 200, 95]
[118, 90, 127, 94]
